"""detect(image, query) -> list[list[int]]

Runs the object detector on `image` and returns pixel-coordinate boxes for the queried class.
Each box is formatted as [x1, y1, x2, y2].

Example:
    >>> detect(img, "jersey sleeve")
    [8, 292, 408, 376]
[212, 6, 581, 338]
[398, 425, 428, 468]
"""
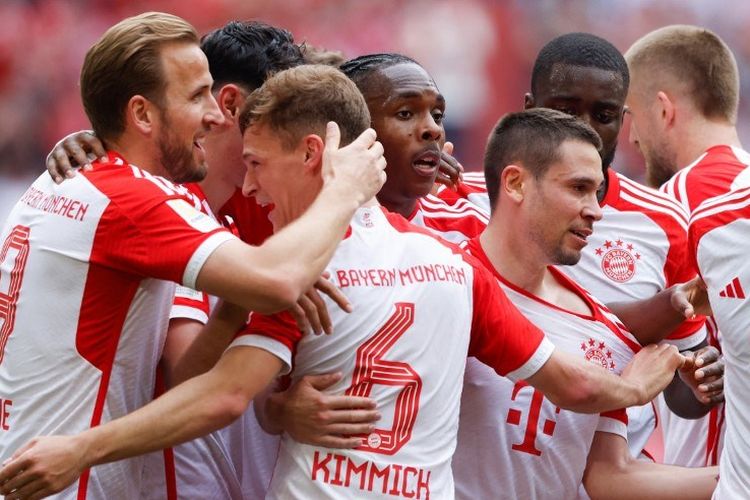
[228, 311, 302, 375]
[91, 189, 235, 289]
[596, 408, 628, 438]
[467, 264, 555, 381]
[170, 285, 211, 324]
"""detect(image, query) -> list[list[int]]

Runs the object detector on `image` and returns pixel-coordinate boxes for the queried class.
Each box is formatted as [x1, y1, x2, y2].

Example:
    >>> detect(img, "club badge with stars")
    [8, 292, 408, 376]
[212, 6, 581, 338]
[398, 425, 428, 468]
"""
[580, 338, 616, 371]
[594, 238, 640, 283]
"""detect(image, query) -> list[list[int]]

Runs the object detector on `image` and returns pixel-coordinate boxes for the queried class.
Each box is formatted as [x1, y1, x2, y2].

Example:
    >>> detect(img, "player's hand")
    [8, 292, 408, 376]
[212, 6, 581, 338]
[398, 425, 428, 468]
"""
[434, 142, 464, 191]
[671, 276, 712, 319]
[321, 122, 386, 206]
[268, 372, 379, 448]
[289, 273, 351, 335]
[46, 130, 107, 184]
[621, 343, 686, 405]
[678, 346, 724, 406]
[0, 435, 89, 499]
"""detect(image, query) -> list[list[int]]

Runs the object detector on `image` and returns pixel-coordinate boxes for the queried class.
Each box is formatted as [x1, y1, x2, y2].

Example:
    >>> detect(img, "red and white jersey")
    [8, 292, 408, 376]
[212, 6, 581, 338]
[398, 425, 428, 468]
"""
[657, 147, 748, 467]
[231, 206, 554, 499]
[556, 168, 704, 459]
[0, 153, 233, 499]
[434, 171, 491, 216]
[407, 193, 488, 244]
[688, 187, 750, 498]
[218, 187, 274, 246]
[138, 183, 279, 500]
[453, 237, 635, 499]
[660, 145, 750, 214]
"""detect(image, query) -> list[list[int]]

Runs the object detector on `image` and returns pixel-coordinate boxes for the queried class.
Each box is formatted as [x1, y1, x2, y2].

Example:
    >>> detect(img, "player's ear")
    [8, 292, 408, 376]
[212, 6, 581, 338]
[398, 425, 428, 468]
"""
[656, 91, 675, 129]
[216, 84, 246, 122]
[303, 134, 325, 175]
[127, 95, 155, 135]
[502, 164, 526, 203]
[523, 93, 535, 110]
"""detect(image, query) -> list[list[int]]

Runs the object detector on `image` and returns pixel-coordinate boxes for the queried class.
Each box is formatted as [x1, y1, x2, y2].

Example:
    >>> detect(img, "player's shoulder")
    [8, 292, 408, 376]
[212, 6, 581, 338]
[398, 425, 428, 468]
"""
[613, 171, 689, 230]
[689, 185, 750, 239]
[85, 153, 199, 208]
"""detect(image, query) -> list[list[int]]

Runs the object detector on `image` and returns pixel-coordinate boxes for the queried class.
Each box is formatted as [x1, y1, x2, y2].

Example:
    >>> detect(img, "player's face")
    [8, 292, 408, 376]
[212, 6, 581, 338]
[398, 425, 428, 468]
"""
[626, 82, 677, 188]
[526, 64, 625, 169]
[365, 63, 445, 215]
[241, 124, 320, 230]
[525, 140, 603, 266]
[155, 42, 224, 183]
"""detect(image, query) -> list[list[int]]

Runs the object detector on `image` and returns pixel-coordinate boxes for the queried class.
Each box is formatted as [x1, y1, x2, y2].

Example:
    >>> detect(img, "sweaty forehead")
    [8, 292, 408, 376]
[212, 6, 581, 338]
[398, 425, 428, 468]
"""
[365, 62, 440, 102]
[540, 63, 625, 103]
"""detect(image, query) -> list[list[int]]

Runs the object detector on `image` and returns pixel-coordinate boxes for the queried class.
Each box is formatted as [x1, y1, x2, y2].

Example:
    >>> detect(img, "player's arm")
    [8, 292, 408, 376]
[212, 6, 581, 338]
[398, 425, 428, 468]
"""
[661, 341, 724, 419]
[583, 431, 718, 499]
[0, 346, 281, 499]
[195, 123, 385, 313]
[607, 276, 711, 346]
[254, 372, 379, 448]
[524, 344, 684, 414]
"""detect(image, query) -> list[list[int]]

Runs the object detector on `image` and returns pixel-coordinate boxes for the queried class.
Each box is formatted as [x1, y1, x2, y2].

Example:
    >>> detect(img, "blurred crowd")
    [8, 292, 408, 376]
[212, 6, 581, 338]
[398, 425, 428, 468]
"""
[2, 0, 750, 185]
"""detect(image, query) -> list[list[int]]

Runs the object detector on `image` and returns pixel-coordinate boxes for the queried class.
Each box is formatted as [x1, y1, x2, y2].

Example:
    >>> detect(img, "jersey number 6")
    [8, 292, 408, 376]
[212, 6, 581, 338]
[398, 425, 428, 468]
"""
[345, 302, 423, 455]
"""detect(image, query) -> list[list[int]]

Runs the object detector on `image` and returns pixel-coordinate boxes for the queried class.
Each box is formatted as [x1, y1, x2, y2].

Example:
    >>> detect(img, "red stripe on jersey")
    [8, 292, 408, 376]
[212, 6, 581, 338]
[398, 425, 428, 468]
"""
[601, 408, 628, 425]
[605, 170, 705, 341]
[662, 145, 750, 213]
[76, 265, 140, 498]
[618, 176, 689, 226]
[237, 311, 301, 351]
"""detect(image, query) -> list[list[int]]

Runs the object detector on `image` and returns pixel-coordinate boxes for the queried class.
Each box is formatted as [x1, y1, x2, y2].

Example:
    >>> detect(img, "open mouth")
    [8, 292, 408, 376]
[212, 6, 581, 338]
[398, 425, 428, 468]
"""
[412, 150, 440, 177]
[569, 228, 592, 245]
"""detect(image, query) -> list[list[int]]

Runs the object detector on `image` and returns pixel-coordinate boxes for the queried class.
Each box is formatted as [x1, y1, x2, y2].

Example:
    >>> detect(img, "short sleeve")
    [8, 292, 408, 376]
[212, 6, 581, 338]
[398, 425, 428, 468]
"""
[170, 285, 211, 324]
[468, 264, 555, 381]
[228, 311, 302, 375]
[597, 408, 628, 438]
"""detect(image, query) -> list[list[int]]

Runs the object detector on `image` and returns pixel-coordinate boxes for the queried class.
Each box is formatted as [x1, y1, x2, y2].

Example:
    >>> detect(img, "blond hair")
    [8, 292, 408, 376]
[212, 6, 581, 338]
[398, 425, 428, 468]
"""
[80, 12, 199, 141]
[625, 25, 739, 123]
[240, 64, 370, 149]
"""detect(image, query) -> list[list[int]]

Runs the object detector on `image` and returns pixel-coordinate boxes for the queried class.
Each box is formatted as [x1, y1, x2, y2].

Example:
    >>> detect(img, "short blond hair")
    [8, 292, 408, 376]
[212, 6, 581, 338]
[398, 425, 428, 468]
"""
[625, 25, 739, 123]
[80, 12, 199, 141]
[239, 64, 370, 149]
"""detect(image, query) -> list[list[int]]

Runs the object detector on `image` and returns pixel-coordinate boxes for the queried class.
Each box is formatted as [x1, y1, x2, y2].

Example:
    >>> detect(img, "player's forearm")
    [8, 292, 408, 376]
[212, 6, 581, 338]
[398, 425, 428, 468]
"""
[662, 370, 711, 419]
[584, 459, 718, 499]
[530, 351, 644, 413]
[608, 288, 683, 345]
[170, 301, 249, 386]
[78, 349, 281, 468]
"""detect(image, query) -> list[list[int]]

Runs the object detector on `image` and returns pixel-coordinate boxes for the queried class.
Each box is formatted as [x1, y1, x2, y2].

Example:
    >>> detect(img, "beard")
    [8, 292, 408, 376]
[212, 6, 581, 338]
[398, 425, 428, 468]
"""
[644, 149, 677, 189]
[157, 110, 207, 183]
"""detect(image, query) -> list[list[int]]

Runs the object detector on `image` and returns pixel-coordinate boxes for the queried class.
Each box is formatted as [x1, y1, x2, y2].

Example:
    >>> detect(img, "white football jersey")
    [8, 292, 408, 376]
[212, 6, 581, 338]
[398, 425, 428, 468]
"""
[0, 153, 233, 499]
[689, 186, 750, 498]
[657, 146, 750, 467]
[433, 169, 704, 459]
[139, 183, 279, 500]
[231, 206, 554, 499]
[453, 237, 635, 499]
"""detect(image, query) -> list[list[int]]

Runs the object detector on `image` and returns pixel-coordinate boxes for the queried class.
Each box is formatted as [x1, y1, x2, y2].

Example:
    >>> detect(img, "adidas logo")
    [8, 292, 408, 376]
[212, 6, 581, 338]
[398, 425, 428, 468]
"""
[719, 277, 745, 299]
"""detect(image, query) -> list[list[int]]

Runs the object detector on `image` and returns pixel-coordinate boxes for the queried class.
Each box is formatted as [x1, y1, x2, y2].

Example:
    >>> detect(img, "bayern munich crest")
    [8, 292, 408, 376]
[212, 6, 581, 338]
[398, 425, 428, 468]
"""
[594, 238, 641, 283]
[580, 338, 616, 370]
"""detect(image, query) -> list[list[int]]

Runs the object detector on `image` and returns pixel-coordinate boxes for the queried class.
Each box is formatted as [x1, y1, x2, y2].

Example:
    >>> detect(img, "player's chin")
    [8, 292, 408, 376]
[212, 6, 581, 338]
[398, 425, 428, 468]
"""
[553, 247, 582, 267]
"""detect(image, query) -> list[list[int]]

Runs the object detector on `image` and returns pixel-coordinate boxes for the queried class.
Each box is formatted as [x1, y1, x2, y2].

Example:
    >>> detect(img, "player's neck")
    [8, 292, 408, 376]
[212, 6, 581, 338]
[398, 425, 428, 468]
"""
[107, 136, 167, 178]
[479, 220, 547, 294]
[377, 193, 418, 219]
[677, 119, 742, 168]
